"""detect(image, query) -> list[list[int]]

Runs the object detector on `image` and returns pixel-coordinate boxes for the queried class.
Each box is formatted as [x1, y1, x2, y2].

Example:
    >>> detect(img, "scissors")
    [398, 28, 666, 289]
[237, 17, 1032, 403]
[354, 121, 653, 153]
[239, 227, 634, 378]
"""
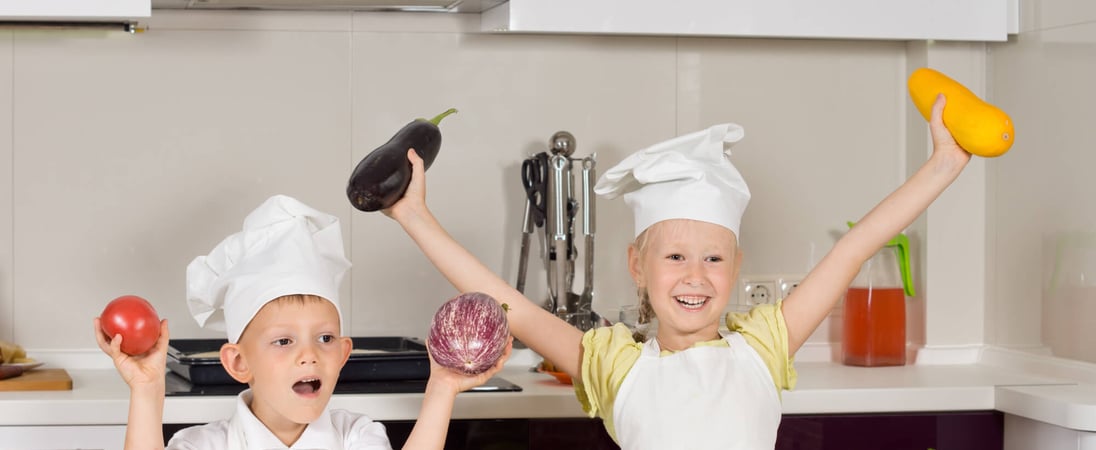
[521, 152, 549, 228]
[516, 152, 549, 294]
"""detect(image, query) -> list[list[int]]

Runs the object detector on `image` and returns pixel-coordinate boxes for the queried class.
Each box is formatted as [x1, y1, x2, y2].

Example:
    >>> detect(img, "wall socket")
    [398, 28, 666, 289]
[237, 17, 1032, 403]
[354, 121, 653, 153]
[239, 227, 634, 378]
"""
[742, 279, 777, 305]
[778, 278, 801, 299]
[739, 274, 804, 306]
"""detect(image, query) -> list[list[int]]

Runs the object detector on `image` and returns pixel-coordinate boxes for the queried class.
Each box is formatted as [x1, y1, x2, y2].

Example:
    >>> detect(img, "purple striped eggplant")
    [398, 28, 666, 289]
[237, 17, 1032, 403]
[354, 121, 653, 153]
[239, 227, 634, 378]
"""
[427, 292, 510, 375]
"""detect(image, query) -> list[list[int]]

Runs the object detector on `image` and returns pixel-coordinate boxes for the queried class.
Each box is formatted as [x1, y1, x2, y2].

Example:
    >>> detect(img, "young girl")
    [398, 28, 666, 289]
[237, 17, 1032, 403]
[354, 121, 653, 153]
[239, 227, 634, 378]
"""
[385, 94, 969, 449]
[95, 194, 510, 450]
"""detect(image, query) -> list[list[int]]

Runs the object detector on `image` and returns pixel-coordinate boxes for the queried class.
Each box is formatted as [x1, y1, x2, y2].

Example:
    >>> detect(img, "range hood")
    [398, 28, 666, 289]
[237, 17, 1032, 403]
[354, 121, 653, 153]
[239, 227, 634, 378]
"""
[0, 0, 150, 31]
[151, 0, 503, 13]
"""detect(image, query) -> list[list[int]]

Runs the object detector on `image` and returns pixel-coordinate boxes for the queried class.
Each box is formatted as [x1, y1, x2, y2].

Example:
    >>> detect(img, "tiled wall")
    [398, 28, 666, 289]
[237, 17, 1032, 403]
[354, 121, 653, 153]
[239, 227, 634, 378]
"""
[990, 0, 1096, 361]
[0, 10, 910, 350]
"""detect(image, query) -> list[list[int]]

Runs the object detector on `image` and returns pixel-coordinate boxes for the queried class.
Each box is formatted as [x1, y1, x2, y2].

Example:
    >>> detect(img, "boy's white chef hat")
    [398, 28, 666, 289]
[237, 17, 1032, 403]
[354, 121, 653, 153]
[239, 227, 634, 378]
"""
[594, 123, 750, 239]
[186, 194, 352, 344]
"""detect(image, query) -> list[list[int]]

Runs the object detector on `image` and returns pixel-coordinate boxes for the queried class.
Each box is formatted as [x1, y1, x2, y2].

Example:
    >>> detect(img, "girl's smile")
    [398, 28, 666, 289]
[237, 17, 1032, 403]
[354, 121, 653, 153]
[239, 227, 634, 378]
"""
[673, 294, 711, 310]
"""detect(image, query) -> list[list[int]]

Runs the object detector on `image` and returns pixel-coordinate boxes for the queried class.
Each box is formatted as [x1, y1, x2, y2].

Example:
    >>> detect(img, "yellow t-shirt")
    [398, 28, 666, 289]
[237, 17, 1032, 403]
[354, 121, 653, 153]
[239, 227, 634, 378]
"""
[573, 302, 797, 442]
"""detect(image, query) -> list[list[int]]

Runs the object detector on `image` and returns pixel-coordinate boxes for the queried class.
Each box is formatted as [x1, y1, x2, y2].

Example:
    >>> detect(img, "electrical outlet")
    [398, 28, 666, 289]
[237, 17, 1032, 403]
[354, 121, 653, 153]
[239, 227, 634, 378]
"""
[740, 274, 806, 305]
[778, 276, 802, 299]
[742, 279, 777, 305]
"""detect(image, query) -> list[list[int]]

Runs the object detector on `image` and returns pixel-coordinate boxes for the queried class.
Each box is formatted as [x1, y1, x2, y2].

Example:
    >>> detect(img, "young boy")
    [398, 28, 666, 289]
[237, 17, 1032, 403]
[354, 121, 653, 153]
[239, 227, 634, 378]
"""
[95, 194, 509, 449]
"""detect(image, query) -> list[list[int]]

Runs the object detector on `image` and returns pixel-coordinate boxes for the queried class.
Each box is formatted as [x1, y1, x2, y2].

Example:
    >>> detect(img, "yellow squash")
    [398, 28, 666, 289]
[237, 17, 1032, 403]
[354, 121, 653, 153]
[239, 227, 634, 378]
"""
[908, 67, 1014, 157]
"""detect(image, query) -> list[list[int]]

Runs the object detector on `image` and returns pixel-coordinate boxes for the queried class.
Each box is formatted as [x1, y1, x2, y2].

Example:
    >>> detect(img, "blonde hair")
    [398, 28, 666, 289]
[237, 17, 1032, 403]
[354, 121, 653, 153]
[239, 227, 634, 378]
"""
[238, 294, 336, 341]
[270, 294, 329, 306]
[629, 229, 656, 342]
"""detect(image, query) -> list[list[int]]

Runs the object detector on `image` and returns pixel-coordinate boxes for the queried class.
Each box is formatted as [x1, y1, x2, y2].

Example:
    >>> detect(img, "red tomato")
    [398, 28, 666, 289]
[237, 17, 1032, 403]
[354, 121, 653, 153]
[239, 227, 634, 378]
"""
[100, 295, 161, 356]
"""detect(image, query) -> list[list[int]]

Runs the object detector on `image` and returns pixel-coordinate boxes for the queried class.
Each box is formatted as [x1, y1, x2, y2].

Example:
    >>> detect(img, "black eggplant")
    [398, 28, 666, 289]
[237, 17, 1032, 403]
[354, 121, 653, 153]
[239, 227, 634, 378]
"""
[347, 108, 457, 212]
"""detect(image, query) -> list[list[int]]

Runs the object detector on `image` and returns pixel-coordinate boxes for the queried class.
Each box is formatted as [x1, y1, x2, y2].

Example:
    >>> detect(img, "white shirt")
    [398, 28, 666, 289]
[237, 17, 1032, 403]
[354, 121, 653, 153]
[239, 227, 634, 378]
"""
[167, 389, 392, 450]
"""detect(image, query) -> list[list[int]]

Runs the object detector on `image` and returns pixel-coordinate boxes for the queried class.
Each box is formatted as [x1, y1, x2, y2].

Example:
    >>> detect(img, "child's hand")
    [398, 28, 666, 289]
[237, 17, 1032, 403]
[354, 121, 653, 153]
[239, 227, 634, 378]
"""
[382, 148, 429, 222]
[425, 336, 513, 396]
[928, 93, 973, 167]
[93, 317, 169, 391]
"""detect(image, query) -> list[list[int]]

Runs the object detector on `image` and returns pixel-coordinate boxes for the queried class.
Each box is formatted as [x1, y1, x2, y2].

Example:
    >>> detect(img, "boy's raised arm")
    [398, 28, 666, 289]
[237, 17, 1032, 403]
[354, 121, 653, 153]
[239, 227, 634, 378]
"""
[383, 150, 585, 379]
[94, 318, 171, 450]
[780, 94, 972, 356]
[401, 340, 512, 450]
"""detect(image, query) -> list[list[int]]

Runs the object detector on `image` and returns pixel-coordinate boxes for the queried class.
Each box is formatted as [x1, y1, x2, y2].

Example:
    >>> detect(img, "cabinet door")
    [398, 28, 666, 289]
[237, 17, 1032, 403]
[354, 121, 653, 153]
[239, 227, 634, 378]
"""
[529, 418, 619, 450]
[0, 425, 127, 449]
[384, 418, 620, 450]
[777, 411, 1003, 450]
[384, 419, 529, 450]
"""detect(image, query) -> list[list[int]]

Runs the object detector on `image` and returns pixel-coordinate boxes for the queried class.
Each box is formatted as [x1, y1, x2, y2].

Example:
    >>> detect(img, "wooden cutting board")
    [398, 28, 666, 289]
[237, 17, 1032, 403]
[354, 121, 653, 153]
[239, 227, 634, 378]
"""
[0, 368, 73, 391]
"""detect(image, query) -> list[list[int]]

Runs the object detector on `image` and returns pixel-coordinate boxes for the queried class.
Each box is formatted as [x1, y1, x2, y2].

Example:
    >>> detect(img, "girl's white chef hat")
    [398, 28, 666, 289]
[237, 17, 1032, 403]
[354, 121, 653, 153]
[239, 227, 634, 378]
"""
[594, 123, 750, 239]
[185, 194, 352, 343]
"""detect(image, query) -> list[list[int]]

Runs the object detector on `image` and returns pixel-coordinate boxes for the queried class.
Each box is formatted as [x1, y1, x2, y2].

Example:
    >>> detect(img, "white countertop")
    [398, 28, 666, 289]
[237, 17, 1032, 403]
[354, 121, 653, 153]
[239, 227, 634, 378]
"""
[0, 366, 588, 426]
[4, 348, 1093, 430]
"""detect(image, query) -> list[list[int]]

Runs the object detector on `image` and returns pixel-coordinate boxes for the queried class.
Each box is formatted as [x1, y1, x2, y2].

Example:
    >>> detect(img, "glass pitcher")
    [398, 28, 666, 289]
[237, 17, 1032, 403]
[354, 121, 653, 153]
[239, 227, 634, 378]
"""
[1043, 231, 1096, 363]
[842, 223, 914, 367]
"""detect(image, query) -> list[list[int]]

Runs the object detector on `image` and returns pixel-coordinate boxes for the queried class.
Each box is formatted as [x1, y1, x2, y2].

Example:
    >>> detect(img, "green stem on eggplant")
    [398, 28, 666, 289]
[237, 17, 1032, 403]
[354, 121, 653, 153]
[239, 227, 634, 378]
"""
[425, 108, 458, 126]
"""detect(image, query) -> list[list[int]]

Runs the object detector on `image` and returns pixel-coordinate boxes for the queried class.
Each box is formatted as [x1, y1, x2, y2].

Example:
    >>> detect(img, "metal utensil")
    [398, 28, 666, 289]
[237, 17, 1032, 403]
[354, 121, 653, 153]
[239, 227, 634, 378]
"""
[547, 152, 572, 315]
[516, 200, 534, 293]
[579, 155, 596, 312]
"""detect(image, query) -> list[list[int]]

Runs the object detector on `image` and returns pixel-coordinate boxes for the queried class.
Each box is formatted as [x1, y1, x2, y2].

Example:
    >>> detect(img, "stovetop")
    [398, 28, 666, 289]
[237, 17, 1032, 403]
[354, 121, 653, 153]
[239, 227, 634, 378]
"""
[164, 371, 523, 397]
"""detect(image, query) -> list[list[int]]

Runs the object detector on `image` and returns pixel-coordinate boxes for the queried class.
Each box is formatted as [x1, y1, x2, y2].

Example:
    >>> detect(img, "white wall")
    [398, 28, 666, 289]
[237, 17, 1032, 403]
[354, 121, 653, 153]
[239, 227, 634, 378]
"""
[0, 10, 916, 351]
[989, 0, 1096, 361]
[0, 32, 11, 345]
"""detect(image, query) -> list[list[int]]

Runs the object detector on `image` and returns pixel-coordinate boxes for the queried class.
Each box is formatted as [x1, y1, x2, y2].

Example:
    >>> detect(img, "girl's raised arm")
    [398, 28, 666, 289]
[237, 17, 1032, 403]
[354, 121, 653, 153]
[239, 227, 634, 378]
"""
[384, 149, 585, 378]
[780, 94, 971, 355]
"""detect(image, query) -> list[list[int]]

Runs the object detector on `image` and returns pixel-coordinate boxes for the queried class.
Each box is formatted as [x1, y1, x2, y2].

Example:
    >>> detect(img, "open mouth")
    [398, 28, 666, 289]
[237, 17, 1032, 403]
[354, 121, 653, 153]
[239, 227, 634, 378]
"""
[674, 295, 709, 310]
[292, 377, 322, 396]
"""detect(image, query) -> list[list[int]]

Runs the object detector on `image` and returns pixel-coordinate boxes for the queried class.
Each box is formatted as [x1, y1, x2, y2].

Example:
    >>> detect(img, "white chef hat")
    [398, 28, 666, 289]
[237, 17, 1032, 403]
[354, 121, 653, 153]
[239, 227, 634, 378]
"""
[594, 123, 750, 239]
[186, 194, 352, 343]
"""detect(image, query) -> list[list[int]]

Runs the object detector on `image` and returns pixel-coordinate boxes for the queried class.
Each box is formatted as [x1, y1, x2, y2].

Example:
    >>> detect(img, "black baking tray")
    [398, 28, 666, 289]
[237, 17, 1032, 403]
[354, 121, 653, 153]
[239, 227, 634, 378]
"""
[167, 337, 430, 385]
[164, 371, 523, 396]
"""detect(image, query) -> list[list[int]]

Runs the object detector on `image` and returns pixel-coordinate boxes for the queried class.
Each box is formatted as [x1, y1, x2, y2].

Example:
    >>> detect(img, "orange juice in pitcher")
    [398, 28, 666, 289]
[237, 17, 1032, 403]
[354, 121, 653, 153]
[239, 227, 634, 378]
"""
[842, 223, 913, 367]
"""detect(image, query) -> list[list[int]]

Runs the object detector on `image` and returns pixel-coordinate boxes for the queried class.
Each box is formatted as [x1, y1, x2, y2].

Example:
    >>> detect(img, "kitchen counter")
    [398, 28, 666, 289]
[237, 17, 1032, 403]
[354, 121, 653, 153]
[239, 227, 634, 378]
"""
[1, 348, 1090, 429]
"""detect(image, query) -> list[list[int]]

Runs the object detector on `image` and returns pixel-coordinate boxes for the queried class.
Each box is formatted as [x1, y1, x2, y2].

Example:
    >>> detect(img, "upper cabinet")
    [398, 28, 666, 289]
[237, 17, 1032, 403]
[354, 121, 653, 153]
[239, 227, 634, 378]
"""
[481, 0, 1019, 42]
[0, 0, 150, 26]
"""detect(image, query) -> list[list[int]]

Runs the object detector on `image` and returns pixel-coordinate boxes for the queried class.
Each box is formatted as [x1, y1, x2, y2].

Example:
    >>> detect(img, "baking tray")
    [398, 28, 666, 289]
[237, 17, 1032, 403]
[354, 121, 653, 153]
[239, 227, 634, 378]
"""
[164, 371, 523, 396]
[167, 337, 430, 385]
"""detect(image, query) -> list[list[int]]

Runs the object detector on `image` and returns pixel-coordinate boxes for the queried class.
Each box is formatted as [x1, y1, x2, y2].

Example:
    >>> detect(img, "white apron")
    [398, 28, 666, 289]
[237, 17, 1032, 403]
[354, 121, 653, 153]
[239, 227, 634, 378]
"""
[612, 332, 782, 450]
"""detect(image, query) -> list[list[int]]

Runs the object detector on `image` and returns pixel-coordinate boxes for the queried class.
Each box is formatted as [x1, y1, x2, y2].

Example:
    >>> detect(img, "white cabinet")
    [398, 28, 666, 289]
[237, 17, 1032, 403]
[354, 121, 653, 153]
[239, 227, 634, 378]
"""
[0, 0, 149, 21]
[0, 425, 126, 450]
[1005, 414, 1096, 450]
[483, 0, 1019, 42]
